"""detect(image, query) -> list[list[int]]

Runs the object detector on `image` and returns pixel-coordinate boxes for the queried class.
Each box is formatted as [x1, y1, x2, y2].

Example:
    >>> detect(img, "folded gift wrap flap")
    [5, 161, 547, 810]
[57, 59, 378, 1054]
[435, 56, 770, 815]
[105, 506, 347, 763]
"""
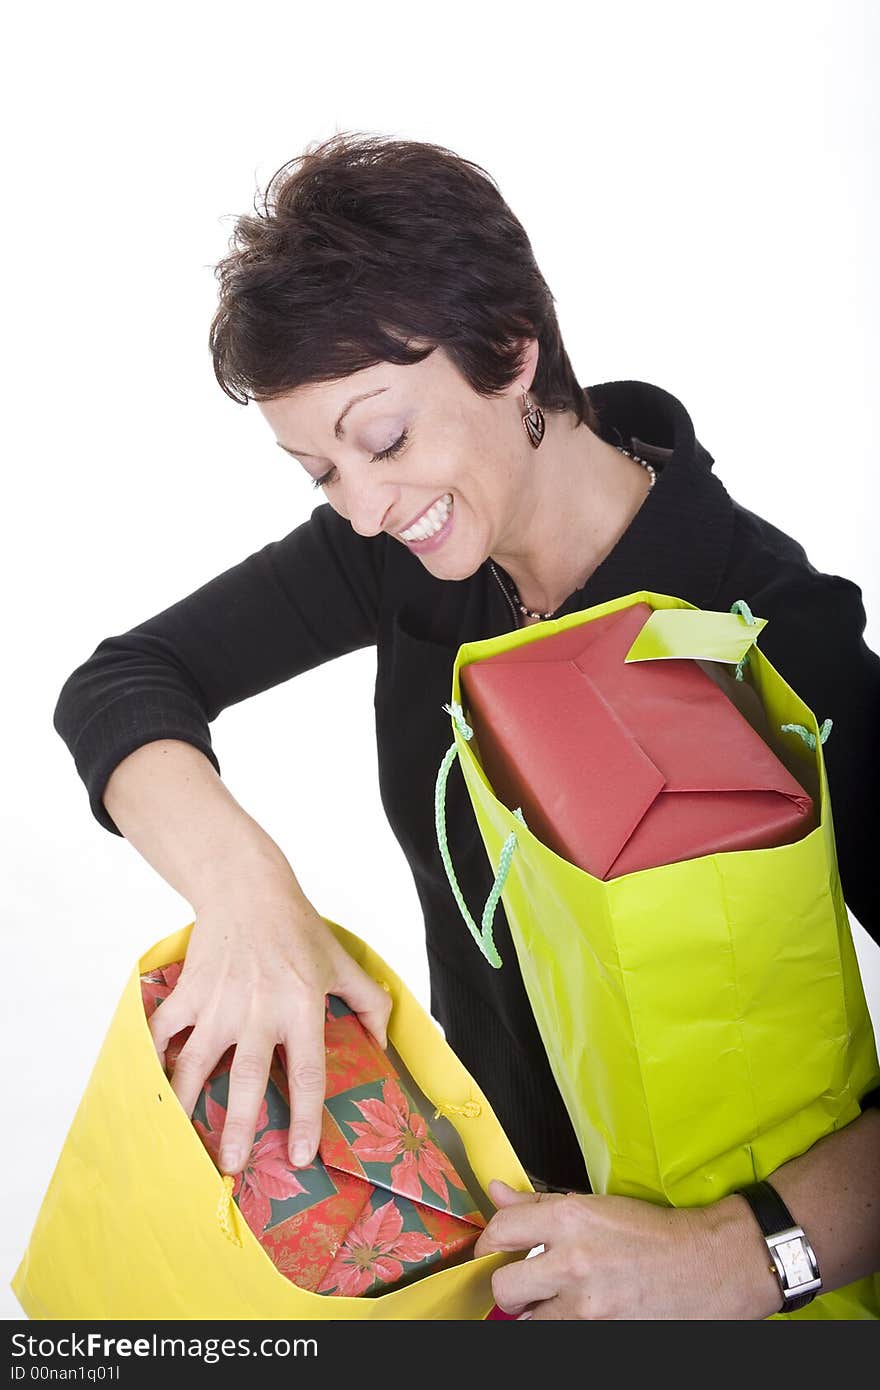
[141, 973, 485, 1298]
[460, 600, 814, 880]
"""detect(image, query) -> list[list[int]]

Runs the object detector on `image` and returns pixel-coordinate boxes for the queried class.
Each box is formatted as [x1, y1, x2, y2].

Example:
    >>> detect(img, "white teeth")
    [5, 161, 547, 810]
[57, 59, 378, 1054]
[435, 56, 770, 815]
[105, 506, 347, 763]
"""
[399, 493, 453, 542]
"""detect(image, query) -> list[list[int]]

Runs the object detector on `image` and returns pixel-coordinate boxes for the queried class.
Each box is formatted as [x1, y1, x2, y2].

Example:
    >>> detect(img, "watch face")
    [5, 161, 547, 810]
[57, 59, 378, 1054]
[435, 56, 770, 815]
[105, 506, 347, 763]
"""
[776, 1235, 817, 1289]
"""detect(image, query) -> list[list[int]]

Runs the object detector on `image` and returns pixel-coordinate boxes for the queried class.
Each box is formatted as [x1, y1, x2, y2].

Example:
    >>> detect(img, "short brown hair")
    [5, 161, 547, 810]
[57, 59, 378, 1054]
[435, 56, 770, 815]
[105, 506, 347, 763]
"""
[209, 130, 598, 431]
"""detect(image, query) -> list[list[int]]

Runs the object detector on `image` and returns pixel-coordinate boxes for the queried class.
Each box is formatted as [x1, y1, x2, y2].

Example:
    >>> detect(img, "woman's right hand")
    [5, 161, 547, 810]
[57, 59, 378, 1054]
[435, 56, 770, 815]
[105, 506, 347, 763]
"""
[146, 859, 392, 1176]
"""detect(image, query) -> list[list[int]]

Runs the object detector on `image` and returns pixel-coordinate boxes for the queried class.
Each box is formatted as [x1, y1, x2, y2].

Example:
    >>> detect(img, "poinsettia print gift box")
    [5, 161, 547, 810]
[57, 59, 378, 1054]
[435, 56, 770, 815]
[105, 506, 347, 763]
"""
[140, 969, 486, 1296]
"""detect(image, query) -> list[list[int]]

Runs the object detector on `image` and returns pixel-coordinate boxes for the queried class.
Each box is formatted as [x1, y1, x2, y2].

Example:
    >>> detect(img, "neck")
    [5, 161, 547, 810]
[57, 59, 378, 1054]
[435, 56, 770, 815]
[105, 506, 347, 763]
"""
[489, 412, 653, 617]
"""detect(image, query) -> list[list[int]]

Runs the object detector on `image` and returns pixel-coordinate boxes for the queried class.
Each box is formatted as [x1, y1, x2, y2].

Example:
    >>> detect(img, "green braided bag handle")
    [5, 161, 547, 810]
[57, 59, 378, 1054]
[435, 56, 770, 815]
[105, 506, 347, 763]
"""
[434, 700, 523, 968]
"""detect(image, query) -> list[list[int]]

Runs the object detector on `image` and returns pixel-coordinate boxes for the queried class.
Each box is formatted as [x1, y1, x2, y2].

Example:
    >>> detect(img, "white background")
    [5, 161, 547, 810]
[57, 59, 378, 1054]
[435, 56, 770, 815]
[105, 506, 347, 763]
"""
[3, 0, 878, 1320]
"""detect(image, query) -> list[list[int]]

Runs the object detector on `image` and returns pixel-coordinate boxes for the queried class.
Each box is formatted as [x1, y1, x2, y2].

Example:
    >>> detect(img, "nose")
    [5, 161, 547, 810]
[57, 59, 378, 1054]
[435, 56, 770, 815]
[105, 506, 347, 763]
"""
[344, 474, 399, 538]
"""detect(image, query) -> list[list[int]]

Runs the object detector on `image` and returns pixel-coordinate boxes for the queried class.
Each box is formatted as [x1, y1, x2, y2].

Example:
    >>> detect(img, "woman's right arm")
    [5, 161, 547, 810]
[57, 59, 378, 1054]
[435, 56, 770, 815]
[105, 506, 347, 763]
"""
[102, 737, 391, 1173]
[54, 503, 392, 1173]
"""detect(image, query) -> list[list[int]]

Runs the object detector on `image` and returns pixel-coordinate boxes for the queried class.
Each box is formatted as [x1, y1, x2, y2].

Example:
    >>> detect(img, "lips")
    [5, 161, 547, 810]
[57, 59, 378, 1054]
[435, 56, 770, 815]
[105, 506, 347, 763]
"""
[395, 493, 454, 543]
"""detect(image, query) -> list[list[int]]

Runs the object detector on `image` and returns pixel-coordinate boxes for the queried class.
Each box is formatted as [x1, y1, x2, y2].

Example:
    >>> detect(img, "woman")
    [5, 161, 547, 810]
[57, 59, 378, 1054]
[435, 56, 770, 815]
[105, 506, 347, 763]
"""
[54, 132, 879, 1319]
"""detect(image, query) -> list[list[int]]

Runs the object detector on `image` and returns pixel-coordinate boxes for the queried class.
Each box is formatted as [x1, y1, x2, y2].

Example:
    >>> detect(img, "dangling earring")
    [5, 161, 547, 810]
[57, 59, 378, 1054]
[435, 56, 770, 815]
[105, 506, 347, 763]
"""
[520, 389, 545, 449]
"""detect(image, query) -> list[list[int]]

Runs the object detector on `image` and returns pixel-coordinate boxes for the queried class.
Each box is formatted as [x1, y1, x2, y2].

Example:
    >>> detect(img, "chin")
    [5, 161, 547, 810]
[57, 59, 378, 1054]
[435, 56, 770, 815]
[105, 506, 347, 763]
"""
[420, 549, 485, 583]
[416, 518, 490, 583]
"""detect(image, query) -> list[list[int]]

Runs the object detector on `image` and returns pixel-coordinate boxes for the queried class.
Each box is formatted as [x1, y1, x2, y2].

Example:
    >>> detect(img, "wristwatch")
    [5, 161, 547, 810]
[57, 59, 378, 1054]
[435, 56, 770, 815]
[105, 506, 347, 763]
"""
[736, 1180, 822, 1312]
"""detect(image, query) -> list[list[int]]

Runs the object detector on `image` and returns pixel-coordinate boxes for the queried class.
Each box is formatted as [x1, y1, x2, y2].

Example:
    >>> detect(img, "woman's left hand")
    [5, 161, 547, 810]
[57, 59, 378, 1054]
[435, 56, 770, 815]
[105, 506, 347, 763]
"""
[473, 1179, 775, 1320]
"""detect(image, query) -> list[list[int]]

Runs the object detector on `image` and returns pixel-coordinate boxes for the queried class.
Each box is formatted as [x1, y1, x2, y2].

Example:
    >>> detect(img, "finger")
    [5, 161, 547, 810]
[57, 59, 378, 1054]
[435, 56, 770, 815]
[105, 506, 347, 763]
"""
[474, 1190, 567, 1256]
[526, 1296, 566, 1321]
[336, 964, 393, 1050]
[167, 1026, 233, 1122]
[217, 1037, 274, 1175]
[283, 999, 328, 1168]
[474, 1180, 543, 1257]
[488, 1179, 540, 1206]
[148, 988, 193, 1068]
[490, 1248, 564, 1314]
[164, 1027, 192, 1074]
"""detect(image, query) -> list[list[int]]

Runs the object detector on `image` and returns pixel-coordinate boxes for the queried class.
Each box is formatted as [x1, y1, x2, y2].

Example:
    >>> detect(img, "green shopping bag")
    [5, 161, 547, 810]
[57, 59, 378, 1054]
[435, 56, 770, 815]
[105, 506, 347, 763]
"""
[435, 590, 880, 1320]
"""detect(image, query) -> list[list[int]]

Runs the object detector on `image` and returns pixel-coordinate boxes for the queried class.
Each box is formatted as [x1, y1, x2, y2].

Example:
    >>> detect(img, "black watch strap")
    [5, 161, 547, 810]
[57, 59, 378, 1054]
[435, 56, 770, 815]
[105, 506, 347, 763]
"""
[737, 1181, 822, 1313]
[739, 1180, 796, 1239]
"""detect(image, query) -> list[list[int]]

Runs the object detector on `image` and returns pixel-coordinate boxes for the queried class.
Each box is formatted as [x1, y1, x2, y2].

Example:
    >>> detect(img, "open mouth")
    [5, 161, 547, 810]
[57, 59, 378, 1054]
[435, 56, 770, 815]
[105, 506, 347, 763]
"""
[396, 493, 454, 543]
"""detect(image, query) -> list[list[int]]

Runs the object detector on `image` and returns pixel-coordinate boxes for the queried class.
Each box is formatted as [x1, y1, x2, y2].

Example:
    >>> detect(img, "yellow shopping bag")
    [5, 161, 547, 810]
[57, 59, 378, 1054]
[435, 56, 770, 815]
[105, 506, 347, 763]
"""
[11, 919, 529, 1320]
[435, 590, 880, 1320]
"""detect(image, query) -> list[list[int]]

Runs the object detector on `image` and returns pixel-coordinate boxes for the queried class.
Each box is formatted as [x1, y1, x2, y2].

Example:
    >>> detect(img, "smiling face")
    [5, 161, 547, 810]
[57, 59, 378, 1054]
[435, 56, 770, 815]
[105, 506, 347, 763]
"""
[256, 343, 539, 582]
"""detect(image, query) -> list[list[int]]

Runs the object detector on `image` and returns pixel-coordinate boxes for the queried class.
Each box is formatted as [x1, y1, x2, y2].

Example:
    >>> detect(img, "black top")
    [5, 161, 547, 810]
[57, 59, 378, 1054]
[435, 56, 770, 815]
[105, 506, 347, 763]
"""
[53, 379, 880, 1190]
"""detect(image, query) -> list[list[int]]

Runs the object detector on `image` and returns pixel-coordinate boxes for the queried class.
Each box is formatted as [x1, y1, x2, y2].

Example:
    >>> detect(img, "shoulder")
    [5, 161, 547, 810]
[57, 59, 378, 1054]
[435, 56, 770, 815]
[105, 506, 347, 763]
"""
[717, 500, 874, 674]
[715, 495, 878, 800]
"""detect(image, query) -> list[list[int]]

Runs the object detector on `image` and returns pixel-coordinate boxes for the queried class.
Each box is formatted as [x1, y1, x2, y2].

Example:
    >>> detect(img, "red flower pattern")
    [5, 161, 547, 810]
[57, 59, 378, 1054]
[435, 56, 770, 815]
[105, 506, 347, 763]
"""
[193, 1090, 307, 1235]
[140, 963, 231, 1078]
[139, 961, 183, 1013]
[316, 1198, 439, 1296]
[140, 974, 484, 1296]
[347, 1077, 466, 1206]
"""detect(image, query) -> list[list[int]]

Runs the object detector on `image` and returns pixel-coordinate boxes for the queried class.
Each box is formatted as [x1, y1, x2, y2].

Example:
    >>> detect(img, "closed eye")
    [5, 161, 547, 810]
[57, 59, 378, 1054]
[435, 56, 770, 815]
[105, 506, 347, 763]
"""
[311, 428, 410, 489]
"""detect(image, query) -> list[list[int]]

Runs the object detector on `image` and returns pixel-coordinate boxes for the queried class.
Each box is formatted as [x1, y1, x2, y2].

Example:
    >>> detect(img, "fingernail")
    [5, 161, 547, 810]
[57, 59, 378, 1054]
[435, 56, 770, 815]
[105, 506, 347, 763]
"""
[220, 1149, 241, 1172]
[517, 1311, 533, 1320]
[292, 1141, 313, 1167]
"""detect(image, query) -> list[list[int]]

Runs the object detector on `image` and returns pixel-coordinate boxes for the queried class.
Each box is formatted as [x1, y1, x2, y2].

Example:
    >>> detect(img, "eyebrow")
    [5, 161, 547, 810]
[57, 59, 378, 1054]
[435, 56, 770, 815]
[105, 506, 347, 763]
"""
[275, 387, 389, 458]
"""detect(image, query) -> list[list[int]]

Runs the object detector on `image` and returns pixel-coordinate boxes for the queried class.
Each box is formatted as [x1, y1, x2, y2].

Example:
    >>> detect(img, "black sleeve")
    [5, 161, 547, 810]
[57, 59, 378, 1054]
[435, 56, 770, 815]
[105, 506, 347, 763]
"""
[715, 504, 880, 1115]
[716, 501, 880, 947]
[53, 503, 386, 837]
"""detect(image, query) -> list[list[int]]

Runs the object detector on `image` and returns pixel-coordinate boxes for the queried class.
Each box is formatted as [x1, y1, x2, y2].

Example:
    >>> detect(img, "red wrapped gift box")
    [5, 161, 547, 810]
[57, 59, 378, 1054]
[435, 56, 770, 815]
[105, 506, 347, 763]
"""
[460, 601, 815, 880]
[141, 969, 486, 1296]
